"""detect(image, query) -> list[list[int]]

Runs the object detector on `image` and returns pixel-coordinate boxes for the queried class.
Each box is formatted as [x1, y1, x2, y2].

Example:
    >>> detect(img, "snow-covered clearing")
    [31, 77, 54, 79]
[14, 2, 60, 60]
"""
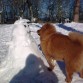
[0, 18, 83, 83]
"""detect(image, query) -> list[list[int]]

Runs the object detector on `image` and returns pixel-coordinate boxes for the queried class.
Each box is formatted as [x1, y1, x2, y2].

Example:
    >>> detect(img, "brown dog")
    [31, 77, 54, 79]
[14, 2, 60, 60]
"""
[69, 32, 83, 45]
[37, 23, 83, 83]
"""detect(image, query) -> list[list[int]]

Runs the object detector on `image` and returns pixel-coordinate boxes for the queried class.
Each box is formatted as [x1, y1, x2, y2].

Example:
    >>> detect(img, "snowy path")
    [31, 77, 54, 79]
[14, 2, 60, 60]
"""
[0, 25, 13, 67]
[0, 21, 83, 83]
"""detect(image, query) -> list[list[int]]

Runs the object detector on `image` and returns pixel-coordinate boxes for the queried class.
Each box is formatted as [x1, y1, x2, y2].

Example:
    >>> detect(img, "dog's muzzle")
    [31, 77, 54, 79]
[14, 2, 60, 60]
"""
[37, 30, 40, 35]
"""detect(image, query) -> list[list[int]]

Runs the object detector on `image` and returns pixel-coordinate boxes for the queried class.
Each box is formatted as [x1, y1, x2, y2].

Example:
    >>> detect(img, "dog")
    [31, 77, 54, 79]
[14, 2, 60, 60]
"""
[37, 23, 83, 83]
[69, 32, 83, 46]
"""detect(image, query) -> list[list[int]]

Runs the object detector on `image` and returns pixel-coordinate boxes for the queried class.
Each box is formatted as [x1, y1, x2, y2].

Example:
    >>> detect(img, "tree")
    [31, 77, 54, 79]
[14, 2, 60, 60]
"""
[32, 0, 39, 18]
[48, 0, 55, 21]
[73, 0, 80, 22]
[12, 0, 24, 18]
[26, 0, 33, 20]
[56, 0, 63, 22]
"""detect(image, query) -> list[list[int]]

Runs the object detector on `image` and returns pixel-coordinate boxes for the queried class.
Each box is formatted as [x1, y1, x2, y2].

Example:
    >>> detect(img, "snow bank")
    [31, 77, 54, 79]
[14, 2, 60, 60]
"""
[0, 20, 83, 83]
[0, 18, 51, 83]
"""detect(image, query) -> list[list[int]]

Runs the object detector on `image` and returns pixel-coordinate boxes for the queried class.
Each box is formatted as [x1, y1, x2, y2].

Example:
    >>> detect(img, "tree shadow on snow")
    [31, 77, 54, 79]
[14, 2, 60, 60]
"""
[10, 54, 58, 83]
[57, 24, 83, 34]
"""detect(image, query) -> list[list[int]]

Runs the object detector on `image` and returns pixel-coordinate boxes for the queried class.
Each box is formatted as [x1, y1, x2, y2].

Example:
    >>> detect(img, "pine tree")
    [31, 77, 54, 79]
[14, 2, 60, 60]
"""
[73, 0, 80, 22]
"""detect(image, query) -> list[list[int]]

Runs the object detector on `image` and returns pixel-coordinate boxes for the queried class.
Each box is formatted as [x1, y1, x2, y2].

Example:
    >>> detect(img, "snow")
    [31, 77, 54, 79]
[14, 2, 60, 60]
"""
[0, 18, 83, 83]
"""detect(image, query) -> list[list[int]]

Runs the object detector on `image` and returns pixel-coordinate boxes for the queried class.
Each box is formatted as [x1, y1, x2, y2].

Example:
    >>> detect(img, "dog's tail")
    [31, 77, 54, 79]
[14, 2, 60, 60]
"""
[69, 32, 83, 45]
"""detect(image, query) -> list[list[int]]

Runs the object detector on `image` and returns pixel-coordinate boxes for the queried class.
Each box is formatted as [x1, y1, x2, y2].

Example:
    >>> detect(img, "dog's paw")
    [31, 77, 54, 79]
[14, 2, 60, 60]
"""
[65, 78, 71, 83]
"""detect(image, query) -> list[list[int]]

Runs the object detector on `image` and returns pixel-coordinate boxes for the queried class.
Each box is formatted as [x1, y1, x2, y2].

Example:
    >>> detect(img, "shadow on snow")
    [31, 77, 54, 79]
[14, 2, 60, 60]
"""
[10, 54, 58, 83]
[57, 24, 83, 34]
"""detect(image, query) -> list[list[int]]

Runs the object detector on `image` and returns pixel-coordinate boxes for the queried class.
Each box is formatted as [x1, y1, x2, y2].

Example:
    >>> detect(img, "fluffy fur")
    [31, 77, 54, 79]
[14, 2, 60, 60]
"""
[37, 23, 83, 83]
[69, 32, 83, 45]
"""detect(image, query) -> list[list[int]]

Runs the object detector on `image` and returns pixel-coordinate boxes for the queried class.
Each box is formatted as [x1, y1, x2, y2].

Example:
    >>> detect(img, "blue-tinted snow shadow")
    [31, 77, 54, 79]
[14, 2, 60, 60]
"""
[38, 44, 42, 50]
[57, 24, 83, 34]
[10, 54, 58, 83]
[35, 24, 42, 28]
[57, 61, 66, 76]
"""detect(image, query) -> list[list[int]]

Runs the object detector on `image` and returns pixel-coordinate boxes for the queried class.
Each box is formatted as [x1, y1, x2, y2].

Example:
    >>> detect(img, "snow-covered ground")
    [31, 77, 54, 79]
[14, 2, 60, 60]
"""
[0, 18, 83, 83]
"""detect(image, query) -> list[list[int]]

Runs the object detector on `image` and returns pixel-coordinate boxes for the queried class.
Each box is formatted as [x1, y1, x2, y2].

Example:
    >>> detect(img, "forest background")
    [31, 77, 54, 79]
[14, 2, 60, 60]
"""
[0, 0, 83, 23]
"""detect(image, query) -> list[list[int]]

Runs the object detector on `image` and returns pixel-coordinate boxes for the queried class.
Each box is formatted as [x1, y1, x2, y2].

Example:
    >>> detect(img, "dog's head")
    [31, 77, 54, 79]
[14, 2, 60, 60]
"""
[37, 23, 56, 37]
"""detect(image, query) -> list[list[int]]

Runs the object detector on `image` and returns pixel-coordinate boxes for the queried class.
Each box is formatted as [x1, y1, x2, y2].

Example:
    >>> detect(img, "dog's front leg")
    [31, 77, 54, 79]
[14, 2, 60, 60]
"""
[65, 65, 73, 83]
[80, 69, 83, 78]
[45, 55, 55, 71]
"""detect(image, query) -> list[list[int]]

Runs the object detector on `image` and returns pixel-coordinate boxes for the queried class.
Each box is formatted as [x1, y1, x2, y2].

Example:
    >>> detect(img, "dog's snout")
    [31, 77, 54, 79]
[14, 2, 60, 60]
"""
[37, 30, 39, 33]
[37, 30, 40, 35]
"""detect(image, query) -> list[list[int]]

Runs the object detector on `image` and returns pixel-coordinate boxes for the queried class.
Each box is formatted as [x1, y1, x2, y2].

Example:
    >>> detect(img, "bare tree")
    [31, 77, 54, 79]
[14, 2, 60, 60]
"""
[73, 0, 80, 22]
[26, 0, 33, 20]
[26, 0, 39, 21]
[56, 0, 63, 22]
[0, 0, 2, 23]
[12, 0, 24, 17]
[32, 0, 39, 18]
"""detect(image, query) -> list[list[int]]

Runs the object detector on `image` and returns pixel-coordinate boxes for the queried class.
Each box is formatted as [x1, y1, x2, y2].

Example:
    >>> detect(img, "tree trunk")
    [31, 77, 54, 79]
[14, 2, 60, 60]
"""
[26, 0, 33, 21]
[30, 6, 34, 22]
[73, 0, 80, 22]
